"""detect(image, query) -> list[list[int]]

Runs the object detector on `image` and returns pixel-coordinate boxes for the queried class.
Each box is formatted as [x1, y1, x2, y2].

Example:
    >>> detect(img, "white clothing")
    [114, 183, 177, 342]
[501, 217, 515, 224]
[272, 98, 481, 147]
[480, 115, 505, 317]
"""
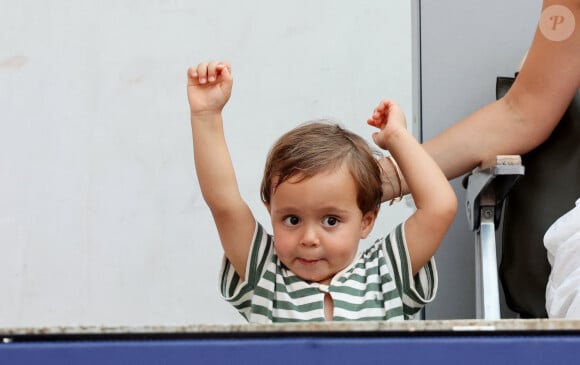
[544, 198, 580, 318]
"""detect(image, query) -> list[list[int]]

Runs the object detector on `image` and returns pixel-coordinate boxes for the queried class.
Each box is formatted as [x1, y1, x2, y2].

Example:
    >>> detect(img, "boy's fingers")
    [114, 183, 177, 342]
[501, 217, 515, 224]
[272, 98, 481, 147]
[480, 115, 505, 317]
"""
[217, 61, 232, 73]
[187, 60, 233, 86]
[187, 67, 199, 85]
[207, 60, 218, 82]
[188, 67, 198, 78]
[216, 61, 232, 82]
[196, 62, 208, 84]
[219, 65, 233, 81]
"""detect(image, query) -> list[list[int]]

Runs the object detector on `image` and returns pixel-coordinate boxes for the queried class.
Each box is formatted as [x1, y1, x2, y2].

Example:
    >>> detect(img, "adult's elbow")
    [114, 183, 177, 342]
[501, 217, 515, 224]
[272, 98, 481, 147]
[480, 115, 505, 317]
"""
[501, 87, 567, 153]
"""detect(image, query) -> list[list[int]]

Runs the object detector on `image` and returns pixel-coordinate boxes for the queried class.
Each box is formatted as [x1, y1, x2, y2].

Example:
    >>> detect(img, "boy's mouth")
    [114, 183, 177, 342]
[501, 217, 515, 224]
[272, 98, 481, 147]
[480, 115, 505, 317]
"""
[297, 258, 320, 265]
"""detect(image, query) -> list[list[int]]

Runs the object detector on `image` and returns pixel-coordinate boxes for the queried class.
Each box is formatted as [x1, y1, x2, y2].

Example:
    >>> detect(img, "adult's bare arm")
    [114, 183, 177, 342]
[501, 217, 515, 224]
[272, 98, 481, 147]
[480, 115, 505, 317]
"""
[381, 0, 580, 200]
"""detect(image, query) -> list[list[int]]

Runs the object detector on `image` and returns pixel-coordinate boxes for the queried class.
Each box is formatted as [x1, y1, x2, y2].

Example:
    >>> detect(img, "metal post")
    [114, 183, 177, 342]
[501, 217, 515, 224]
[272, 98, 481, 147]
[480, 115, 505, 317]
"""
[475, 205, 501, 320]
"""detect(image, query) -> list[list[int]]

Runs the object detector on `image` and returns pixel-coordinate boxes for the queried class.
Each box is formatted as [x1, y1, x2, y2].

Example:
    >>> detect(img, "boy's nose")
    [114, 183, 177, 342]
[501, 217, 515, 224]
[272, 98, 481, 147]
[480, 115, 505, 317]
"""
[300, 225, 320, 247]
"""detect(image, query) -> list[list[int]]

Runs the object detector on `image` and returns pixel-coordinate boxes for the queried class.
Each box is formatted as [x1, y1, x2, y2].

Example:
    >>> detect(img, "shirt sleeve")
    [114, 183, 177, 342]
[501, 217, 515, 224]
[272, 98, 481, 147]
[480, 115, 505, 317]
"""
[219, 222, 274, 320]
[382, 223, 438, 318]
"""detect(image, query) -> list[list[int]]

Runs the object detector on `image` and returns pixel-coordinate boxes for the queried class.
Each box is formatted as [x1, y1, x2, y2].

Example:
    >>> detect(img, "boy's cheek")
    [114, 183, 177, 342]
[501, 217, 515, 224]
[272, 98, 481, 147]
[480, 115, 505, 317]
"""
[273, 233, 293, 255]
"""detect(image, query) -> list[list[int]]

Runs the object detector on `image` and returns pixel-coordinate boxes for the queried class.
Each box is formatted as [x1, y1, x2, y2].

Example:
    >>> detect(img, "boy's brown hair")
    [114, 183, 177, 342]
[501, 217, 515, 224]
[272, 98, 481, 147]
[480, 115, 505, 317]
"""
[260, 120, 383, 214]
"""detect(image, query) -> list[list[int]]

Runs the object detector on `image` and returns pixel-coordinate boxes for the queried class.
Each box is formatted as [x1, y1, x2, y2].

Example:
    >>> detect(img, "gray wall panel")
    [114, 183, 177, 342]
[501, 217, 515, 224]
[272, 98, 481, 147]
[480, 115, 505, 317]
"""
[420, 0, 542, 319]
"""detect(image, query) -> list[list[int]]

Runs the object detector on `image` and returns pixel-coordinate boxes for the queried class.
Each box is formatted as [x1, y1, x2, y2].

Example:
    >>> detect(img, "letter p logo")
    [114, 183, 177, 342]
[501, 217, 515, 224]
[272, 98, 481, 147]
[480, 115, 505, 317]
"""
[540, 5, 575, 41]
[550, 15, 565, 30]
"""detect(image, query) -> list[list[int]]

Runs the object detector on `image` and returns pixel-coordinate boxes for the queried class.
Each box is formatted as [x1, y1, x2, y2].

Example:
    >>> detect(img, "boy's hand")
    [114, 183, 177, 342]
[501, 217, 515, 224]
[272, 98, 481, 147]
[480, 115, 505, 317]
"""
[367, 99, 407, 150]
[187, 61, 233, 116]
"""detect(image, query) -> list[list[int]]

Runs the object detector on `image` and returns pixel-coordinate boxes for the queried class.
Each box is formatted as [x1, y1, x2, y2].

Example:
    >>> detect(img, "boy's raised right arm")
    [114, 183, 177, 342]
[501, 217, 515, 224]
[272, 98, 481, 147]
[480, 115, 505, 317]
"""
[187, 61, 255, 281]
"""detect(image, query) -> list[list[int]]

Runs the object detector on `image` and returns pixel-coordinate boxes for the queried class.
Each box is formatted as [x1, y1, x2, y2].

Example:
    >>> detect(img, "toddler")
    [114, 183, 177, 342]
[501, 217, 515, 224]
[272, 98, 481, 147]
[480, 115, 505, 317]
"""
[187, 61, 457, 322]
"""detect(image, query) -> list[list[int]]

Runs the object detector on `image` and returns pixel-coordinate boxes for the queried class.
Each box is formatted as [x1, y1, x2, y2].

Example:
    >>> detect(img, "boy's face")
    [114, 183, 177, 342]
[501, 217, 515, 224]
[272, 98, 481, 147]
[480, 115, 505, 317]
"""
[267, 166, 377, 285]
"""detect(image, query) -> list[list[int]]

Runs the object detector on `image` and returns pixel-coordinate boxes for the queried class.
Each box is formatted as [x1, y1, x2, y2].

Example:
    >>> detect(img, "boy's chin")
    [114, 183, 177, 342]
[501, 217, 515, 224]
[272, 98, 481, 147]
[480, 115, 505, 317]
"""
[297, 272, 334, 285]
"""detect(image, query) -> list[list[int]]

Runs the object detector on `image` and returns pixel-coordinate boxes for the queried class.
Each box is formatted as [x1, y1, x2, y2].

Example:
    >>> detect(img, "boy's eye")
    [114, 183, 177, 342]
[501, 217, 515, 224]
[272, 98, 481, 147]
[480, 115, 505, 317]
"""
[283, 216, 300, 226]
[322, 216, 339, 227]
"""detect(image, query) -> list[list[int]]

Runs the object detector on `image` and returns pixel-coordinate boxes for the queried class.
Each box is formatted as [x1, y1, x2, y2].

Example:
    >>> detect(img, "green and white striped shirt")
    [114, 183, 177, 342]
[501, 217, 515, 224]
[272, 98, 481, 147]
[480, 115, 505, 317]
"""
[220, 222, 437, 323]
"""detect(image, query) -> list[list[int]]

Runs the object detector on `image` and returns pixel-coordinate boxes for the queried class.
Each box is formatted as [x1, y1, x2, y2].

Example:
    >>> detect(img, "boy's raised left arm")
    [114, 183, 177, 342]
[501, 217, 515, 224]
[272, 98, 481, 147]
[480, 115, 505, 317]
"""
[368, 100, 457, 275]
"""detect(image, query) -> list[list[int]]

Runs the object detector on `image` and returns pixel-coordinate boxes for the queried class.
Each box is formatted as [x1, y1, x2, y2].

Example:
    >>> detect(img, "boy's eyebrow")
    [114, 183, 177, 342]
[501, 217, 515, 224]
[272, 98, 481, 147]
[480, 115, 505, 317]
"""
[319, 207, 352, 215]
[270, 207, 297, 215]
[272, 206, 352, 216]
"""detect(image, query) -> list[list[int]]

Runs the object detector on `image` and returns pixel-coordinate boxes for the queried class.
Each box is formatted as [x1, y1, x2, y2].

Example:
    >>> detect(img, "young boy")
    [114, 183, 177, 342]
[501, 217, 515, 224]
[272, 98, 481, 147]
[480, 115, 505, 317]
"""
[187, 60, 457, 323]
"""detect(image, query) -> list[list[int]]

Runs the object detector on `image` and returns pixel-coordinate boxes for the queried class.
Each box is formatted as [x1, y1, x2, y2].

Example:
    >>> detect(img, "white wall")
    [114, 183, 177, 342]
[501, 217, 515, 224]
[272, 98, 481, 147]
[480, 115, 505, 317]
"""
[0, 1, 415, 326]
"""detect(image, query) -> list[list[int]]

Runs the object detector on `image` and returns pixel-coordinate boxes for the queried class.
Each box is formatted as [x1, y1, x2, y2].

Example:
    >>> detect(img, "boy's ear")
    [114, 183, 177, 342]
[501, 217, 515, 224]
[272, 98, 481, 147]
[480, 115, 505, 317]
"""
[360, 208, 379, 239]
